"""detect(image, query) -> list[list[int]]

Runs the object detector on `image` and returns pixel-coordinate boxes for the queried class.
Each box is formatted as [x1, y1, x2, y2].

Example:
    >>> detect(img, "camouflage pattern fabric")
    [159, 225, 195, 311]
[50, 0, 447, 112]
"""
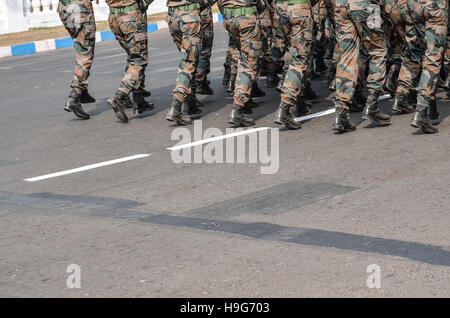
[223, 10, 262, 107]
[274, 1, 314, 106]
[108, 6, 149, 95]
[259, 3, 275, 71]
[196, 7, 214, 82]
[57, 0, 96, 95]
[167, 5, 202, 103]
[334, 0, 387, 109]
[268, 1, 288, 75]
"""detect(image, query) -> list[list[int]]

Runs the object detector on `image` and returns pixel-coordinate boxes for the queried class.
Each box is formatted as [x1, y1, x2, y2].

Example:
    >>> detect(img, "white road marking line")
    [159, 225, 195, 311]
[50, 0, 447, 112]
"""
[378, 94, 393, 101]
[295, 108, 336, 122]
[24, 154, 151, 182]
[167, 127, 271, 151]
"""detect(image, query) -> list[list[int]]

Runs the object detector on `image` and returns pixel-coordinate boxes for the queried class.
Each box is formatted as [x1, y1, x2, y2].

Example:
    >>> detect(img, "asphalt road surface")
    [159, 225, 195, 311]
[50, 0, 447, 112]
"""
[0, 24, 449, 298]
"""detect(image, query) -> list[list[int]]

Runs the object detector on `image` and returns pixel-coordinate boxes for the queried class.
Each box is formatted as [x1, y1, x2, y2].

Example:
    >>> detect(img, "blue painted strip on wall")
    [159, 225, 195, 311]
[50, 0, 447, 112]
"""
[55, 37, 74, 49]
[11, 42, 36, 56]
[217, 13, 223, 22]
[100, 30, 115, 41]
[147, 23, 158, 33]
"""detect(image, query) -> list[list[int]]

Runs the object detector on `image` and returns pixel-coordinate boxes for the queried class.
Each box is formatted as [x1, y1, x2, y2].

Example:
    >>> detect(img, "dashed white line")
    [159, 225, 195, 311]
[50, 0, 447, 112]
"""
[167, 127, 271, 151]
[295, 108, 336, 122]
[24, 154, 151, 182]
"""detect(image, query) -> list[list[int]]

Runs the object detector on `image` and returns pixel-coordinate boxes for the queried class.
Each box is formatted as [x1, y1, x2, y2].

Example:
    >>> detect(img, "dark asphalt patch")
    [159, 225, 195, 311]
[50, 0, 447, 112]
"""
[188, 181, 357, 219]
[141, 214, 450, 267]
[2, 190, 450, 267]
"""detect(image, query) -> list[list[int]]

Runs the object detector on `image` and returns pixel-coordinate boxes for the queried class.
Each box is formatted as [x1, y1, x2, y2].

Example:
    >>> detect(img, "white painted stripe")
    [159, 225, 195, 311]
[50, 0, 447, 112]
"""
[0, 46, 12, 59]
[167, 127, 271, 151]
[156, 21, 168, 30]
[295, 108, 336, 122]
[378, 94, 392, 101]
[95, 31, 102, 43]
[24, 154, 151, 182]
[213, 13, 220, 23]
[34, 39, 56, 52]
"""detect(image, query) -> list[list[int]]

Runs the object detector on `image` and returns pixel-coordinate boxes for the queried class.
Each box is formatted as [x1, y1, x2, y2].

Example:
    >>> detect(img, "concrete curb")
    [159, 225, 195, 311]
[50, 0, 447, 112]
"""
[0, 12, 223, 60]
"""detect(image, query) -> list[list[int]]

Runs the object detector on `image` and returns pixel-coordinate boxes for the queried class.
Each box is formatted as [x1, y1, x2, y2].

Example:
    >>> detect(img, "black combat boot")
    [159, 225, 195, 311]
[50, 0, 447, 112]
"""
[223, 66, 231, 86]
[276, 72, 285, 92]
[251, 82, 266, 98]
[361, 91, 391, 122]
[392, 92, 415, 114]
[293, 98, 311, 117]
[444, 73, 450, 93]
[333, 107, 356, 133]
[79, 90, 96, 104]
[132, 91, 155, 115]
[166, 99, 192, 125]
[196, 79, 213, 95]
[411, 108, 438, 134]
[64, 90, 90, 120]
[313, 54, 327, 74]
[427, 98, 439, 120]
[228, 105, 255, 127]
[266, 71, 279, 88]
[260, 60, 268, 77]
[303, 81, 320, 101]
[183, 94, 202, 115]
[136, 87, 151, 98]
[384, 66, 399, 94]
[107, 90, 130, 123]
[324, 41, 334, 60]
[274, 103, 301, 130]
[227, 75, 236, 93]
[328, 63, 336, 85]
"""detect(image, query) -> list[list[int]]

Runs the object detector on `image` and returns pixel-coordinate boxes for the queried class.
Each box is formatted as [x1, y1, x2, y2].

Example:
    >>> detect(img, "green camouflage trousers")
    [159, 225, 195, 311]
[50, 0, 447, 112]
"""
[167, 6, 201, 102]
[224, 34, 239, 78]
[445, 8, 450, 74]
[269, 1, 288, 74]
[108, 6, 148, 95]
[387, 0, 447, 108]
[223, 9, 262, 107]
[274, 0, 314, 106]
[196, 7, 214, 82]
[259, 4, 275, 68]
[334, 0, 387, 109]
[57, 0, 96, 94]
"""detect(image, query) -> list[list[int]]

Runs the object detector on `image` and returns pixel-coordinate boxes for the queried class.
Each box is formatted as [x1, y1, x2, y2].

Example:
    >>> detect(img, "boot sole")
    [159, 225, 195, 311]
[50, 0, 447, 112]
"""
[410, 121, 438, 134]
[107, 99, 128, 123]
[228, 119, 255, 127]
[332, 125, 356, 134]
[166, 116, 192, 126]
[274, 120, 301, 130]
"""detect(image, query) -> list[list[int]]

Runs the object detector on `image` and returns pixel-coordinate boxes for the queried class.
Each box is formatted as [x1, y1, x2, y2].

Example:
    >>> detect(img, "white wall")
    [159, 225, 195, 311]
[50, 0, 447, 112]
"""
[0, 0, 168, 35]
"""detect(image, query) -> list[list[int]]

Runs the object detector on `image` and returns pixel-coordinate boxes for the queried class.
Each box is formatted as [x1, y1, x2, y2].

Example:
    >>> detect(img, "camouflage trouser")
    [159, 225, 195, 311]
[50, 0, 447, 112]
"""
[274, 1, 313, 106]
[167, 6, 201, 103]
[334, 0, 387, 109]
[259, 4, 275, 67]
[224, 34, 239, 78]
[387, 0, 447, 108]
[57, 0, 96, 94]
[108, 7, 148, 95]
[269, 1, 288, 74]
[139, 11, 149, 90]
[223, 9, 262, 107]
[195, 7, 214, 82]
[445, 9, 450, 74]
[312, 0, 328, 58]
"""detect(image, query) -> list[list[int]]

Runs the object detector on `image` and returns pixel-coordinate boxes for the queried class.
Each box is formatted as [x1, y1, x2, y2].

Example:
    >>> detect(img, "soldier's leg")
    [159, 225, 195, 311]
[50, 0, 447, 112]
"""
[412, 0, 448, 133]
[227, 11, 261, 127]
[57, 0, 95, 119]
[351, 5, 390, 122]
[136, 12, 152, 98]
[443, 8, 450, 91]
[274, 1, 313, 130]
[166, 6, 201, 125]
[223, 35, 234, 86]
[332, 0, 359, 133]
[107, 8, 148, 123]
[196, 7, 214, 95]
[267, 2, 288, 87]
[226, 31, 240, 94]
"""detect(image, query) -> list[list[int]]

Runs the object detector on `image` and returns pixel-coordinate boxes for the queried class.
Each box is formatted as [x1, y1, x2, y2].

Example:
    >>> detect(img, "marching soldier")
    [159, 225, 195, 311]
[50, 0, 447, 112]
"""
[58, 0, 97, 120]
[219, 0, 266, 127]
[165, 0, 215, 125]
[195, 6, 215, 95]
[273, 0, 314, 130]
[106, 0, 155, 123]
[332, 0, 391, 133]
